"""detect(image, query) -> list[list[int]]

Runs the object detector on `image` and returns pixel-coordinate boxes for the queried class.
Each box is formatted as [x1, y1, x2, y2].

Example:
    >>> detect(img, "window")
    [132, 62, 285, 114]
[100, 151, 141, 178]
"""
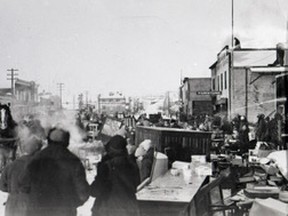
[217, 76, 220, 91]
[212, 78, 215, 90]
[224, 71, 227, 89]
[221, 73, 223, 91]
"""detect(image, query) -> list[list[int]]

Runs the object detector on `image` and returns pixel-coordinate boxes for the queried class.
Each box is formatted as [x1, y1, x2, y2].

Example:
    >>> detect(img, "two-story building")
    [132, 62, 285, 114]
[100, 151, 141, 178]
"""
[0, 78, 39, 119]
[210, 43, 288, 122]
[98, 92, 127, 116]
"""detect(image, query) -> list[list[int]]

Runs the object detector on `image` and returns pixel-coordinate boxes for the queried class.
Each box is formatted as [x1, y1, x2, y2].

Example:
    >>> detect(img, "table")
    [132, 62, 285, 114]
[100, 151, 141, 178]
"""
[136, 169, 209, 216]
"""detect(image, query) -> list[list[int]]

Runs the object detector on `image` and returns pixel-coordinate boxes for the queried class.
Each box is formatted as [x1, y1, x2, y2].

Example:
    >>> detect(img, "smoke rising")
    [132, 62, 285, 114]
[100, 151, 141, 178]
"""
[14, 108, 88, 157]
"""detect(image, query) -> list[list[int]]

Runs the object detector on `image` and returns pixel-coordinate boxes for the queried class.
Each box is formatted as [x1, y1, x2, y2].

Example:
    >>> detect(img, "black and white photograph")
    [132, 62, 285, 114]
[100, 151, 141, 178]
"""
[0, 0, 288, 215]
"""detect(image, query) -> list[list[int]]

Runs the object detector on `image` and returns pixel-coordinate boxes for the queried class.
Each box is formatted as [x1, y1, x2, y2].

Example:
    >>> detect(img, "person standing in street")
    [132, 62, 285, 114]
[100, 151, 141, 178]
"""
[22, 127, 89, 216]
[90, 135, 140, 216]
[0, 135, 42, 216]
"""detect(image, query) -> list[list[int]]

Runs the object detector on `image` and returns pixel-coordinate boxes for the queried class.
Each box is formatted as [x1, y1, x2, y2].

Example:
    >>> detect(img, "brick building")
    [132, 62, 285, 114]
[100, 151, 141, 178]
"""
[180, 77, 212, 118]
[210, 45, 288, 122]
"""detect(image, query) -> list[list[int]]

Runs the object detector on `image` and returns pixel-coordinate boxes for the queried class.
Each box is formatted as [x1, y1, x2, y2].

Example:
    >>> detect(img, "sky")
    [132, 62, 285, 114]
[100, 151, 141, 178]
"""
[0, 0, 287, 103]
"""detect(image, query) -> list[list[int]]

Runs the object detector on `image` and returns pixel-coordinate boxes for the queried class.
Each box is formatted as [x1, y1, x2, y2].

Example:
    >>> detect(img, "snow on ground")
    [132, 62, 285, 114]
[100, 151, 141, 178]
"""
[77, 169, 96, 216]
[0, 191, 7, 216]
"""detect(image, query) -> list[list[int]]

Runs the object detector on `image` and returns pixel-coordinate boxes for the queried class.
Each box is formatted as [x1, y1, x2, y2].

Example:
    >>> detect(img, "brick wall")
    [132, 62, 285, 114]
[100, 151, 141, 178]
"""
[231, 68, 276, 122]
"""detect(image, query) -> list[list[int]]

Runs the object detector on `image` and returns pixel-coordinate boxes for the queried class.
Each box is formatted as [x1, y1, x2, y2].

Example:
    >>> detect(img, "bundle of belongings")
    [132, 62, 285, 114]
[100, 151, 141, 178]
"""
[243, 149, 288, 201]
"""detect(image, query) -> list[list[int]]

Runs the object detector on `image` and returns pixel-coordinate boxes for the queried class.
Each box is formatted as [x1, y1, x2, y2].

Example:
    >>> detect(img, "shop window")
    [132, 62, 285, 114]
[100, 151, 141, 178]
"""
[212, 78, 215, 90]
[221, 74, 223, 91]
[224, 71, 227, 89]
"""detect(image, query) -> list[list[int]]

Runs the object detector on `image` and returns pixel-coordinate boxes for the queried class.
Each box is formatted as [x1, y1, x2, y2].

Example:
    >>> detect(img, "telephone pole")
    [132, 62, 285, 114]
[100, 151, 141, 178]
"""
[228, 0, 234, 120]
[7, 68, 19, 96]
[57, 83, 64, 109]
[85, 91, 88, 108]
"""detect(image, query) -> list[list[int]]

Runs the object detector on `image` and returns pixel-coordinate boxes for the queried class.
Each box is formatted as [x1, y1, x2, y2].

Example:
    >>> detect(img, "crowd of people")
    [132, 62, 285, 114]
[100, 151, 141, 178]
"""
[136, 111, 286, 155]
[0, 125, 142, 216]
[1, 107, 285, 216]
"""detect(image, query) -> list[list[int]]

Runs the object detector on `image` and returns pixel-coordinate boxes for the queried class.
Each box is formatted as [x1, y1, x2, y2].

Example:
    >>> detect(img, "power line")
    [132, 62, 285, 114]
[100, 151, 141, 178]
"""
[57, 83, 64, 109]
[7, 68, 19, 96]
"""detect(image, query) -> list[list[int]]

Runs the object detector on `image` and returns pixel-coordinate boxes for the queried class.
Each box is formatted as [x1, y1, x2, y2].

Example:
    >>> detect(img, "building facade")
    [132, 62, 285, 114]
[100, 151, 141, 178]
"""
[0, 78, 39, 120]
[38, 91, 62, 112]
[180, 77, 212, 118]
[98, 92, 127, 116]
[210, 44, 288, 122]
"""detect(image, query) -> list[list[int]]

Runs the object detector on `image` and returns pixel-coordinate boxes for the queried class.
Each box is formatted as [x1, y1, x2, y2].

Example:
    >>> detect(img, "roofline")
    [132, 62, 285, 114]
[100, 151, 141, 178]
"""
[209, 61, 217, 69]
[215, 46, 276, 57]
[210, 47, 277, 70]
[183, 77, 211, 83]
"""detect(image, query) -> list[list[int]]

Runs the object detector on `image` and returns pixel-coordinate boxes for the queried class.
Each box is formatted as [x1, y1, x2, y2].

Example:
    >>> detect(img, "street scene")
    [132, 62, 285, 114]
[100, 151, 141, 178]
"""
[0, 0, 288, 216]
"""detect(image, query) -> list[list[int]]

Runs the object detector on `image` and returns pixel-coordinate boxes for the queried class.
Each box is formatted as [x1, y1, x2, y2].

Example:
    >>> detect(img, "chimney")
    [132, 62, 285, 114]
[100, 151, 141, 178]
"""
[276, 42, 288, 66]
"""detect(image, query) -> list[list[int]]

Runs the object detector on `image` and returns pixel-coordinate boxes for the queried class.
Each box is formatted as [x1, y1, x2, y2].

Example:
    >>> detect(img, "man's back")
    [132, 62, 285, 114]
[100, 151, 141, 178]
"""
[25, 143, 89, 216]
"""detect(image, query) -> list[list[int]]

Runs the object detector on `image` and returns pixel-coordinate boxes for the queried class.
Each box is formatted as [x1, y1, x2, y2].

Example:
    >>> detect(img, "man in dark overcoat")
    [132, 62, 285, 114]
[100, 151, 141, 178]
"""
[90, 135, 140, 216]
[22, 127, 89, 216]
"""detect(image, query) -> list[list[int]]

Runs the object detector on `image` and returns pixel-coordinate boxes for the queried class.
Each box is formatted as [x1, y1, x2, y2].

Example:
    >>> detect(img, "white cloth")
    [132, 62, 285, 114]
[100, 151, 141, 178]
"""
[249, 198, 288, 216]
[135, 139, 152, 157]
[140, 139, 152, 151]
[267, 150, 288, 181]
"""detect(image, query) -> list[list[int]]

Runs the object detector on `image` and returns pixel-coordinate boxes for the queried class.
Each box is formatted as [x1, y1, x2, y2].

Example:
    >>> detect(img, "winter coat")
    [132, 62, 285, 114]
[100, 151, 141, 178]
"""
[90, 154, 141, 216]
[22, 144, 89, 216]
[0, 155, 33, 216]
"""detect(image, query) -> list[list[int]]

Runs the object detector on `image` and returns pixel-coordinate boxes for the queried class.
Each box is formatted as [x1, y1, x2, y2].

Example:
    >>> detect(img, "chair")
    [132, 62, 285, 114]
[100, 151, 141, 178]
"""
[210, 129, 225, 155]
[194, 175, 239, 216]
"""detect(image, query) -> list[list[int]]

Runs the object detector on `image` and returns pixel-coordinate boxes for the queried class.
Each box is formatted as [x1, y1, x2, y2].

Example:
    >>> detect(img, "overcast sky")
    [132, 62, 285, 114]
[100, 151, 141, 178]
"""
[0, 0, 287, 102]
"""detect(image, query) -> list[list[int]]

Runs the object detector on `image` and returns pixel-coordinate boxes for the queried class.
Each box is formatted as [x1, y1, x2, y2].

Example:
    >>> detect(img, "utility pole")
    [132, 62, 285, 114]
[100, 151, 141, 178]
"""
[85, 91, 88, 108]
[228, 0, 234, 120]
[57, 83, 64, 109]
[167, 91, 170, 117]
[7, 68, 19, 96]
[73, 95, 76, 110]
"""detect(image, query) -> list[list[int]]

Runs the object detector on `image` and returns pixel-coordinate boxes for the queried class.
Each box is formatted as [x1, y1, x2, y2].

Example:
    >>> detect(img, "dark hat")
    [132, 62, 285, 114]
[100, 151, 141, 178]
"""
[48, 127, 70, 147]
[106, 135, 127, 155]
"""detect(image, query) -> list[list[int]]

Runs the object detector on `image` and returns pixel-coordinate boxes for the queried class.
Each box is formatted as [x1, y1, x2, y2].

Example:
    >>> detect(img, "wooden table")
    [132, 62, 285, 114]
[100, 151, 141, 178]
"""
[136, 169, 209, 216]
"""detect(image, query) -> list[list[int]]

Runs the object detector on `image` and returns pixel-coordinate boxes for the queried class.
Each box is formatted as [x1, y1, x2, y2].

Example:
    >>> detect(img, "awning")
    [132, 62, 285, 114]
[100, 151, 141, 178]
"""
[250, 67, 288, 73]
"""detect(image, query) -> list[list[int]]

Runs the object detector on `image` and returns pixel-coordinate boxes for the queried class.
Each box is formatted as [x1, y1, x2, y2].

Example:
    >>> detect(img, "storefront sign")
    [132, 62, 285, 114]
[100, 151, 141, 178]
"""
[196, 91, 222, 95]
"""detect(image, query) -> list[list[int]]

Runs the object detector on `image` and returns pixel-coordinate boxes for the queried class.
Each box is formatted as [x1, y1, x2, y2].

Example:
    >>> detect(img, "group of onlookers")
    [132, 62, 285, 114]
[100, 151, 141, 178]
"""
[0, 127, 142, 216]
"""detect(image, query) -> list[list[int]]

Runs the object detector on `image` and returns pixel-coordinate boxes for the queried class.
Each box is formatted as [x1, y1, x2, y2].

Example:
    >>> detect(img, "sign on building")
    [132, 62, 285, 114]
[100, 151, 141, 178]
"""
[196, 91, 222, 95]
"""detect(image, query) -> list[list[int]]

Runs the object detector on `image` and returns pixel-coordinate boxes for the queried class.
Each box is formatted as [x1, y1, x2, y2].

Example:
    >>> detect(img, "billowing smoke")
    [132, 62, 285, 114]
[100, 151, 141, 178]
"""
[14, 108, 88, 157]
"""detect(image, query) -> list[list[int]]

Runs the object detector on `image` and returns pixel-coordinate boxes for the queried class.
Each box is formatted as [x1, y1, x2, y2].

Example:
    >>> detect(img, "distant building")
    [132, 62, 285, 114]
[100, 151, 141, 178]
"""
[14, 79, 38, 103]
[210, 44, 288, 122]
[0, 88, 13, 104]
[0, 78, 39, 119]
[98, 92, 127, 116]
[180, 77, 212, 118]
[38, 91, 62, 112]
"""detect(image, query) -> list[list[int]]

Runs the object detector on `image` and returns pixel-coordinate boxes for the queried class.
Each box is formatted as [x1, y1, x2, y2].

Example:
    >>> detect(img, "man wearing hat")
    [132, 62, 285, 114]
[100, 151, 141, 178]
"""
[22, 127, 89, 216]
[0, 135, 42, 216]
